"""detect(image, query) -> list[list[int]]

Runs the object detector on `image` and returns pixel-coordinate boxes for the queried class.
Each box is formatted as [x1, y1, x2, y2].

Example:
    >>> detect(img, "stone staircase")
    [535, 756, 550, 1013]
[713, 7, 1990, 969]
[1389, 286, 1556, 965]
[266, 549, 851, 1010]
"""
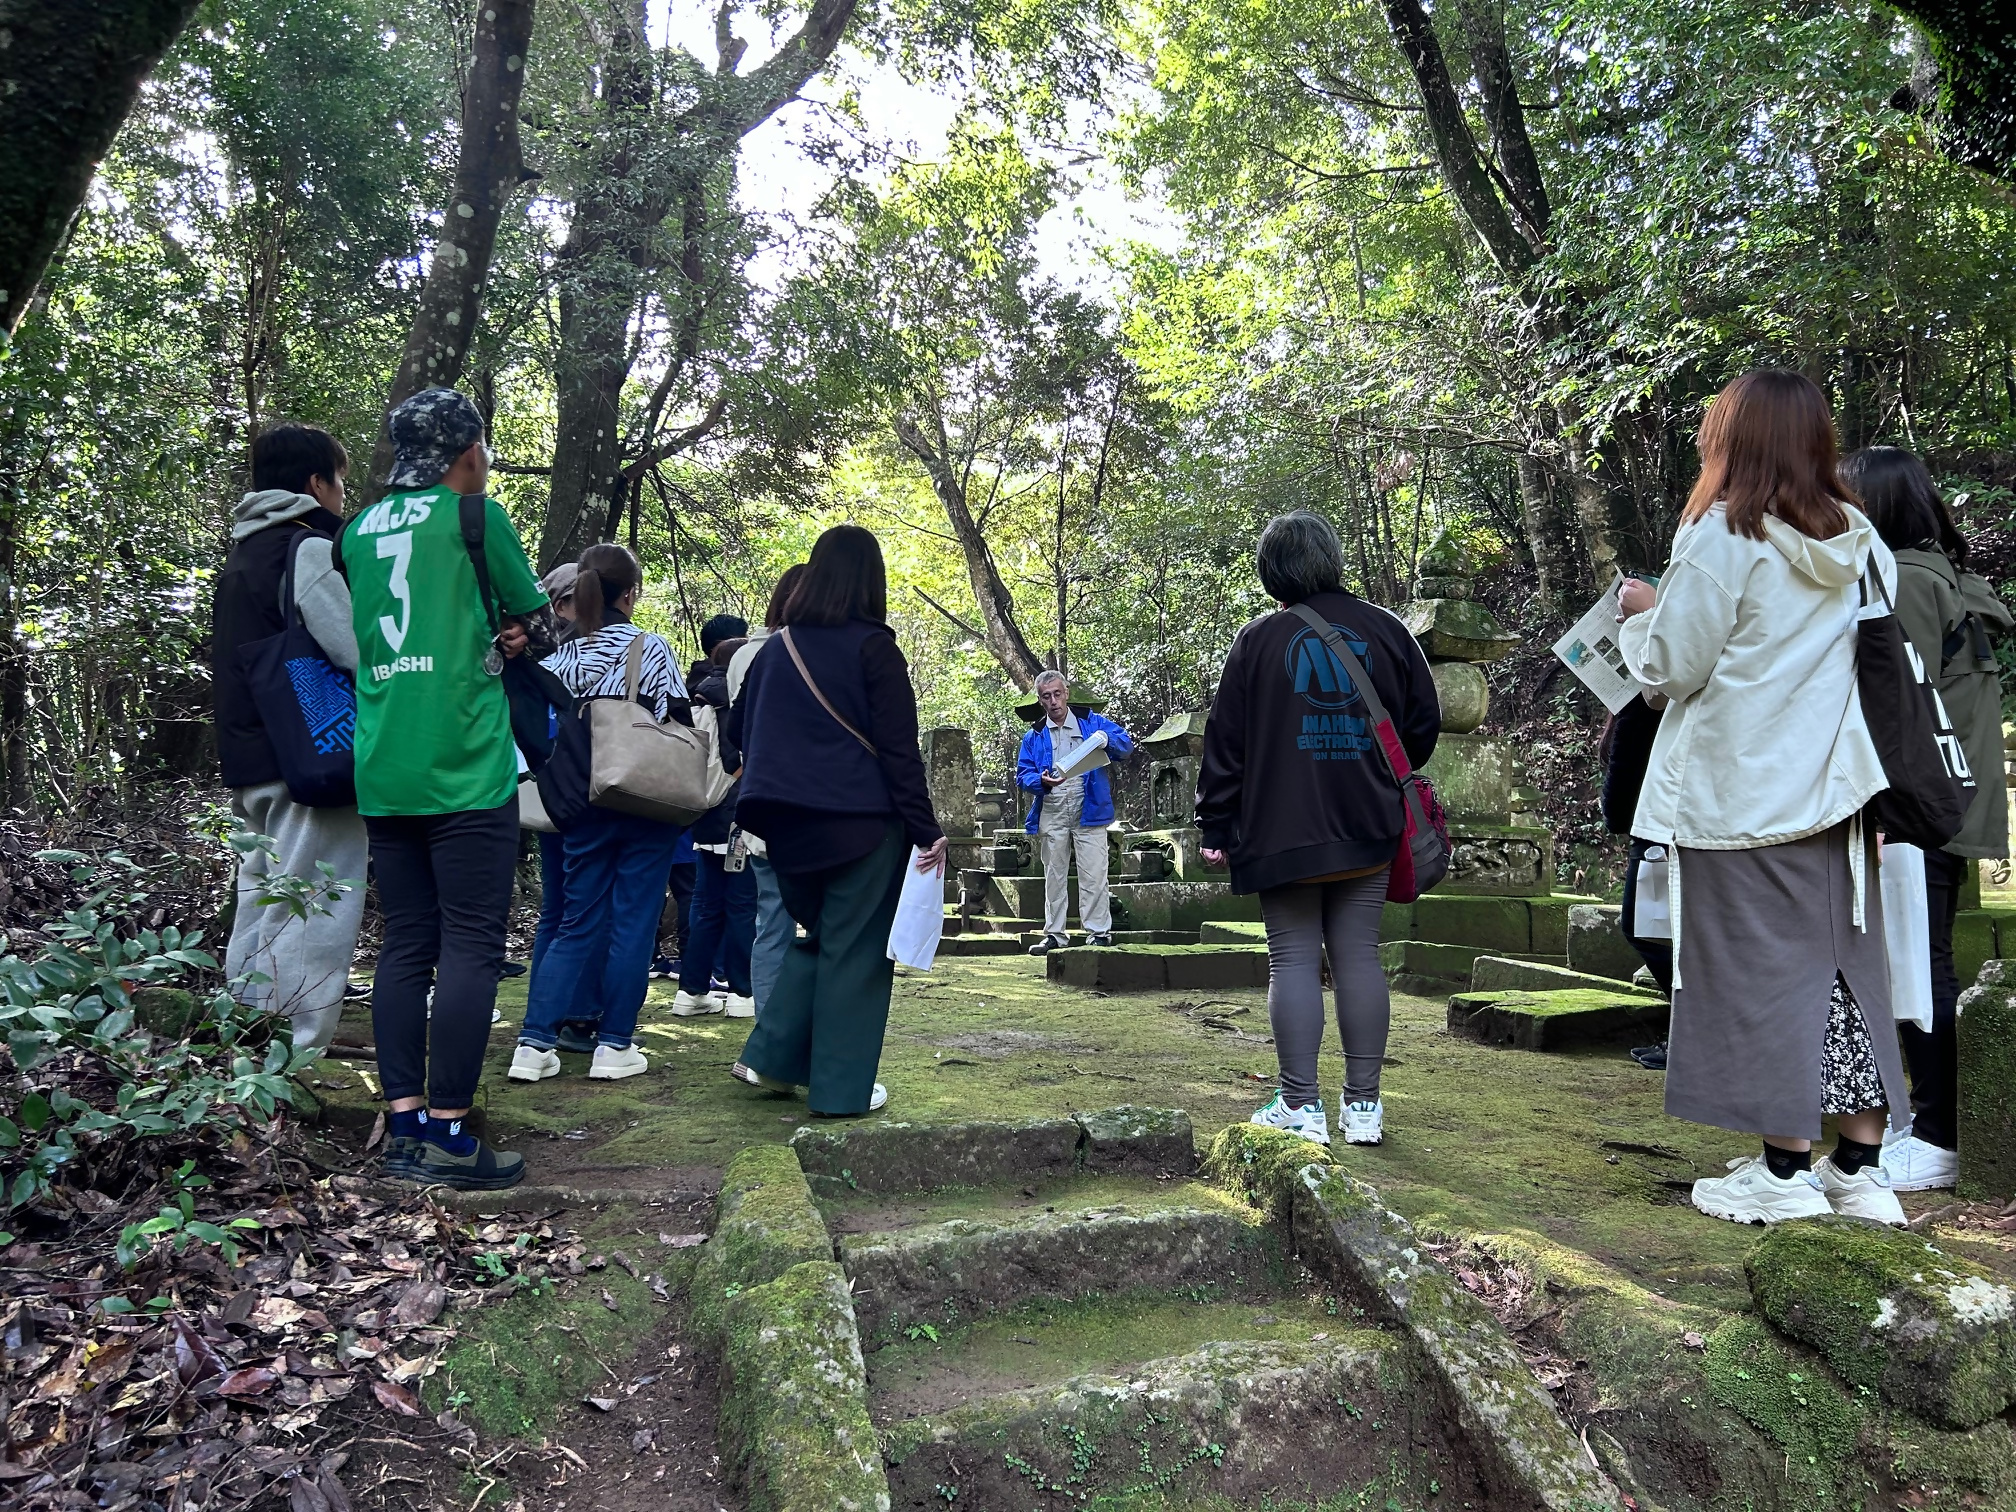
[694, 1108, 1620, 1512]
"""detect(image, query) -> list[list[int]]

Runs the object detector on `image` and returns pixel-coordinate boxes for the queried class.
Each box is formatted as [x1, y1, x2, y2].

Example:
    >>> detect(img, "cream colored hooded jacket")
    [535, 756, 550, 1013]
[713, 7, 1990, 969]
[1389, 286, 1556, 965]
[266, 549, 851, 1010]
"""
[1620, 501, 1895, 850]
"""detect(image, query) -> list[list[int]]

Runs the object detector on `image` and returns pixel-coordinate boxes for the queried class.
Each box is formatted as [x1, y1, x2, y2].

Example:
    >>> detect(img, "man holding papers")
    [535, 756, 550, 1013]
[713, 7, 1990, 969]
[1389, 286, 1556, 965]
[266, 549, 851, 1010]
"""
[1016, 671, 1135, 953]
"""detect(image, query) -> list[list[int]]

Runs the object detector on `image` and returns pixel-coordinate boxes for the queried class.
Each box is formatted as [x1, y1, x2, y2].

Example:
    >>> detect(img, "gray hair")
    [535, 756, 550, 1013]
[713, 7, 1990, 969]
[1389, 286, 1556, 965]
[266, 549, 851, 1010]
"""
[1256, 510, 1345, 604]
[1033, 669, 1068, 694]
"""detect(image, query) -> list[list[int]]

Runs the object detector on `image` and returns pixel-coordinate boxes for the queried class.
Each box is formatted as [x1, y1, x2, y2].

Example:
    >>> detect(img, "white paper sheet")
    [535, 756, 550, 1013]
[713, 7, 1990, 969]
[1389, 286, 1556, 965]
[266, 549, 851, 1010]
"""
[1633, 845, 1671, 940]
[1551, 575, 1653, 714]
[1053, 728, 1110, 779]
[1881, 842, 1934, 1031]
[886, 847, 945, 970]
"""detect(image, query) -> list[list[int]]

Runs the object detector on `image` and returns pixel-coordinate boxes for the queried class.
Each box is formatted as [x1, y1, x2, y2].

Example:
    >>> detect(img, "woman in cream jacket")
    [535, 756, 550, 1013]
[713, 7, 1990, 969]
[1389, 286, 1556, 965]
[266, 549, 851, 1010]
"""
[1617, 369, 1906, 1228]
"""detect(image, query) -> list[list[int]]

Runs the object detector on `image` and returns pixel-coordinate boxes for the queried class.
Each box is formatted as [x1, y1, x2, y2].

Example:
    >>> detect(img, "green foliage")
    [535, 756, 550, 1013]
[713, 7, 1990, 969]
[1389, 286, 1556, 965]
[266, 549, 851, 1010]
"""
[0, 846, 323, 1214]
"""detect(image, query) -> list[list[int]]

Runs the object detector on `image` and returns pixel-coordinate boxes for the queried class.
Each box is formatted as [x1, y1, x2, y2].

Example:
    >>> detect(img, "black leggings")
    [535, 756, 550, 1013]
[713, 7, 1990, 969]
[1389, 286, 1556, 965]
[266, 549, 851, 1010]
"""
[1900, 849, 1966, 1149]
[365, 801, 519, 1108]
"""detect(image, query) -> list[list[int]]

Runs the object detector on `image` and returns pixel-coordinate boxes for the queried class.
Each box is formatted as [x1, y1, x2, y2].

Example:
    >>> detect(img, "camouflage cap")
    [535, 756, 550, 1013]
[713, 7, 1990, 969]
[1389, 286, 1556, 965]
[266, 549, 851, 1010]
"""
[385, 387, 486, 490]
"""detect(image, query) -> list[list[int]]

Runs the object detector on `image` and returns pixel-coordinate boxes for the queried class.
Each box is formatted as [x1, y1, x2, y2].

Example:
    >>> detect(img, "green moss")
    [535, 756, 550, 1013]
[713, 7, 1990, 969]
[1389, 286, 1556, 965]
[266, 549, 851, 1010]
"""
[718, 1260, 888, 1512]
[1887, 1415, 2016, 1500]
[1958, 961, 2016, 1202]
[1701, 1317, 1864, 1496]
[1448, 987, 1661, 1019]
[692, 1144, 833, 1345]
[1199, 1123, 1332, 1223]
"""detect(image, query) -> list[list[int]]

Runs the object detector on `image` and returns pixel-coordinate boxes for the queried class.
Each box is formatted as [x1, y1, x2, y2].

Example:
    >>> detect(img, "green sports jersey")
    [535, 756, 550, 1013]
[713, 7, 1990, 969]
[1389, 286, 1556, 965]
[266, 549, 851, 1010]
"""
[340, 487, 546, 816]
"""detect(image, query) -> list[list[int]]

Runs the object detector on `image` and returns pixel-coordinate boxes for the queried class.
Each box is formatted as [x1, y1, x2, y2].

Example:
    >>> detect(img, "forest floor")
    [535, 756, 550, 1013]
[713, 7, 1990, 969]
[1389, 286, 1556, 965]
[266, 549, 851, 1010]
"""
[295, 947, 2016, 1512]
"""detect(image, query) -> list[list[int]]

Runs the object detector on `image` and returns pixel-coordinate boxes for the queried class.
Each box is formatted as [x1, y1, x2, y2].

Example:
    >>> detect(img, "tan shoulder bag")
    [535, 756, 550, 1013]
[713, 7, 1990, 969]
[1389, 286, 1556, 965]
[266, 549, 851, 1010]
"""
[587, 634, 718, 825]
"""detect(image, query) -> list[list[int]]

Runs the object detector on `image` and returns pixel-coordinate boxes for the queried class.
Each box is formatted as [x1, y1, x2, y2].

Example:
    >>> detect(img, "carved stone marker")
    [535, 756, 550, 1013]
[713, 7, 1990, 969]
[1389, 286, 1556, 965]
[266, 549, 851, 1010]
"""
[920, 727, 976, 838]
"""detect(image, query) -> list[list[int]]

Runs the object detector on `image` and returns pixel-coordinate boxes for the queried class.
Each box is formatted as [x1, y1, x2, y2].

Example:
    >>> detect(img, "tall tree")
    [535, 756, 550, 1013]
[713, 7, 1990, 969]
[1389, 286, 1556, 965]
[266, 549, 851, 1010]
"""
[361, 0, 538, 498]
[0, 0, 203, 339]
[1886, 2, 2016, 182]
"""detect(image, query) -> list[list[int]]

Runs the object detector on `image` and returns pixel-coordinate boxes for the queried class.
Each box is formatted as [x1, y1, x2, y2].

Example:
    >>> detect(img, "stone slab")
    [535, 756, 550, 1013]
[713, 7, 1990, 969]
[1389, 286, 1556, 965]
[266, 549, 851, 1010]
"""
[841, 1202, 1275, 1343]
[935, 935, 1024, 957]
[693, 1145, 834, 1346]
[1047, 943, 1270, 991]
[1565, 904, 1652, 982]
[1749, 1217, 2016, 1429]
[1293, 1167, 1621, 1510]
[1409, 894, 1532, 952]
[719, 1260, 888, 1512]
[791, 1116, 1081, 1198]
[1447, 988, 1670, 1052]
[1074, 1105, 1197, 1175]
[1469, 957, 1657, 997]
[1958, 959, 2016, 1202]
[1200, 920, 1267, 944]
[878, 1335, 1474, 1511]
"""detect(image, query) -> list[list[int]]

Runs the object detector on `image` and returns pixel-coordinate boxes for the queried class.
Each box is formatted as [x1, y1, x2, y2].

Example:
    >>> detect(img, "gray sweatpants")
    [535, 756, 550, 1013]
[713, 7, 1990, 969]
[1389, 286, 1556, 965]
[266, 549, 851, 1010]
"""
[1260, 869, 1390, 1104]
[225, 781, 370, 1052]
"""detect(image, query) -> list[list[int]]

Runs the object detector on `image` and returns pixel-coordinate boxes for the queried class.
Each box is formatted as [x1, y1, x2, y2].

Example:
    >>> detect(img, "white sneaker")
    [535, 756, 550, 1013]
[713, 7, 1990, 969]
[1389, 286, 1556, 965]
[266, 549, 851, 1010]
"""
[508, 1044, 560, 1083]
[589, 1044, 649, 1080]
[491, 1006, 502, 1024]
[721, 993, 756, 1019]
[869, 1083, 888, 1111]
[730, 1061, 797, 1094]
[671, 990, 724, 1017]
[1881, 1134, 1958, 1193]
[1340, 1099, 1384, 1146]
[1250, 1092, 1330, 1146]
[1815, 1156, 1908, 1226]
[1692, 1155, 1832, 1225]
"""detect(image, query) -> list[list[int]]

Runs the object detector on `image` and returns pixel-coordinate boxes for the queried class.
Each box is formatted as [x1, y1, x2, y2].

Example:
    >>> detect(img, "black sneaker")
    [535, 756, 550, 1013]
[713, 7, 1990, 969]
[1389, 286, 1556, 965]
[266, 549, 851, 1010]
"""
[343, 978, 372, 1001]
[1087, 933, 1114, 947]
[555, 1021, 599, 1055]
[1629, 1042, 1668, 1071]
[380, 1135, 421, 1180]
[500, 960, 528, 979]
[1028, 935, 1068, 956]
[404, 1127, 526, 1190]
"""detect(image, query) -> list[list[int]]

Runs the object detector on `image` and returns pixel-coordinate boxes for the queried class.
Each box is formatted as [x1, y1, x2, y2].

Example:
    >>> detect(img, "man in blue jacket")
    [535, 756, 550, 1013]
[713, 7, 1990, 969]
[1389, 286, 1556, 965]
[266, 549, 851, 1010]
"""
[1017, 672, 1135, 953]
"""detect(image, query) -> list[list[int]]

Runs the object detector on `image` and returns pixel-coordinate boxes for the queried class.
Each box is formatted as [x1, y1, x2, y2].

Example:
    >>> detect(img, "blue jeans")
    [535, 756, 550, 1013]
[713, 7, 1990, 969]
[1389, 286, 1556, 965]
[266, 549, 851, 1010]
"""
[520, 808, 683, 1050]
[750, 854, 792, 1014]
[680, 849, 756, 997]
[531, 830, 598, 1030]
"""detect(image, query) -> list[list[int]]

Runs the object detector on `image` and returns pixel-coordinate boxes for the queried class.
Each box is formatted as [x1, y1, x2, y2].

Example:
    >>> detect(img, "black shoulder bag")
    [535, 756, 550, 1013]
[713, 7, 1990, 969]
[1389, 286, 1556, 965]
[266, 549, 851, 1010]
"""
[1859, 567, 1973, 847]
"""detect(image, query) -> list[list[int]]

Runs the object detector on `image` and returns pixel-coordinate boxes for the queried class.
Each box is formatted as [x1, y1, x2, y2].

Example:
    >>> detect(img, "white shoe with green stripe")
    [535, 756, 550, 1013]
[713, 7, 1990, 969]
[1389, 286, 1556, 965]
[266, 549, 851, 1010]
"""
[1250, 1092, 1329, 1146]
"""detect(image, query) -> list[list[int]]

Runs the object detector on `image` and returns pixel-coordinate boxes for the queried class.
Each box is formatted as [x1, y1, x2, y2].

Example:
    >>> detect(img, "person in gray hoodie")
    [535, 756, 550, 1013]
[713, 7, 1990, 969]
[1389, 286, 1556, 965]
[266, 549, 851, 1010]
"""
[212, 423, 365, 1051]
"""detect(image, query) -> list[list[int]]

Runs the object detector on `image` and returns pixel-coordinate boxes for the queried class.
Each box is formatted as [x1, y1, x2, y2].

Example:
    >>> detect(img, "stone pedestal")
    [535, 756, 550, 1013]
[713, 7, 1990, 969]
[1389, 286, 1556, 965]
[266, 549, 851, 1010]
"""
[1138, 711, 1209, 831]
[1958, 959, 2016, 1202]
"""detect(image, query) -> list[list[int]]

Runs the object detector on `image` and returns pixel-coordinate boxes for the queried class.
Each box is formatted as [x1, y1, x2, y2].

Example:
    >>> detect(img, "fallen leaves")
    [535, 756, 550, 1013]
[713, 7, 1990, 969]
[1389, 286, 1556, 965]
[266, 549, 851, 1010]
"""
[370, 1379, 423, 1417]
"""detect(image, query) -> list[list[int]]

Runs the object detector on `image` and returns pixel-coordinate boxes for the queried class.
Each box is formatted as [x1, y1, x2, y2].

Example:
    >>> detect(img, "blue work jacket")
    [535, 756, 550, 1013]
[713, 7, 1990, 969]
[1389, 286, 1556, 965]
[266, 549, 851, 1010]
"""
[1016, 711, 1134, 832]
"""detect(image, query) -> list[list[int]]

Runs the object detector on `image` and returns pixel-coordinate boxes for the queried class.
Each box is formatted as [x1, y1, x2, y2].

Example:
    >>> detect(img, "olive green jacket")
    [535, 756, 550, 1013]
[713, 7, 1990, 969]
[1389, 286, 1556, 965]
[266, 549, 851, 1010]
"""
[1893, 546, 2012, 859]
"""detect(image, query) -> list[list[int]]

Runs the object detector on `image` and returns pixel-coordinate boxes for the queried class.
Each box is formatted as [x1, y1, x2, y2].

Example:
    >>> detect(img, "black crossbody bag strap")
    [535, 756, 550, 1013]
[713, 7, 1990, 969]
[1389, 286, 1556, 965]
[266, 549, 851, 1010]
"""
[459, 494, 500, 632]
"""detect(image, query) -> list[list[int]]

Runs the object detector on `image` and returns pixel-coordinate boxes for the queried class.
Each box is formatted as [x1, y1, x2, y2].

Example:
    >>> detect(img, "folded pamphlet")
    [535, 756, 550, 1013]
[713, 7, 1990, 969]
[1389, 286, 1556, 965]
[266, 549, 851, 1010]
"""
[1551, 575, 1654, 714]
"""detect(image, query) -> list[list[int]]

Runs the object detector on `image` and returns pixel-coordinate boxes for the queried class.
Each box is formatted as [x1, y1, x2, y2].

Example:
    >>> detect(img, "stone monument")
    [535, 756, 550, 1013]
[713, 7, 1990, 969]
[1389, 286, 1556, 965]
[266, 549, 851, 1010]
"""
[1401, 530, 1552, 896]
[919, 726, 976, 839]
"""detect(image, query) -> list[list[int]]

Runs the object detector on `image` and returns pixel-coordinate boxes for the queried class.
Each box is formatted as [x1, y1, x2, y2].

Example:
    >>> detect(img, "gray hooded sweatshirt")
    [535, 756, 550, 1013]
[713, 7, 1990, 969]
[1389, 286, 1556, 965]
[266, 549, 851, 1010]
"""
[231, 490, 359, 672]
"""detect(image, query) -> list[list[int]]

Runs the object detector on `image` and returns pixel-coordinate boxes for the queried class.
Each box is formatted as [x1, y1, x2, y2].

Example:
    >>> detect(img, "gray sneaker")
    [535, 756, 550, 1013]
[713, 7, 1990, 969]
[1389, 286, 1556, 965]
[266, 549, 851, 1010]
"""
[404, 1126, 526, 1191]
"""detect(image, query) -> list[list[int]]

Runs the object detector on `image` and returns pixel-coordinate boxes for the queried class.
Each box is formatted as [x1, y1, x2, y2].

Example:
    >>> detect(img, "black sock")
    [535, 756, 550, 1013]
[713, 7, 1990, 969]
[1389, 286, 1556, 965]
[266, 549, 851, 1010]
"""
[1762, 1144, 1811, 1181]
[1831, 1135, 1883, 1176]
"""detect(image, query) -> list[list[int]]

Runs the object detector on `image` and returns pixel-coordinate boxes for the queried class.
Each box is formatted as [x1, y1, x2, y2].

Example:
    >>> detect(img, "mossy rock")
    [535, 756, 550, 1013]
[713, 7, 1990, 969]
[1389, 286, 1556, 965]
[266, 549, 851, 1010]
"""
[791, 1113, 1082, 1196]
[718, 1260, 889, 1512]
[132, 985, 204, 1038]
[1886, 1413, 2016, 1501]
[1748, 1217, 2016, 1429]
[1700, 1317, 1867, 1502]
[692, 1144, 833, 1346]
[1074, 1104, 1196, 1174]
[1958, 958, 2016, 1202]
[1199, 1122, 1332, 1224]
[1447, 987, 1668, 1052]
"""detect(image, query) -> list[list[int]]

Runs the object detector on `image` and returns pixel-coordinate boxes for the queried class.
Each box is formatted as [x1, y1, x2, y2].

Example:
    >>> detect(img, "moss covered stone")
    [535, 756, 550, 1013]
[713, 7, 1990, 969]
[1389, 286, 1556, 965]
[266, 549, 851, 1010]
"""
[693, 1144, 833, 1345]
[1074, 1104, 1196, 1174]
[1748, 1217, 2016, 1429]
[1700, 1317, 1867, 1503]
[1047, 942, 1270, 992]
[1565, 905, 1652, 983]
[1448, 987, 1669, 1051]
[719, 1260, 890, 1512]
[1199, 1122, 1332, 1225]
[1294, 1168, 1620, 1510]
[1958, 957, 2016, 1202]
[791, 1114, 1081, 1197]
[1409, 893, 1531, 952]
[841, 1198, 1277, 1343]
[1887, 1414, 2016, 1501]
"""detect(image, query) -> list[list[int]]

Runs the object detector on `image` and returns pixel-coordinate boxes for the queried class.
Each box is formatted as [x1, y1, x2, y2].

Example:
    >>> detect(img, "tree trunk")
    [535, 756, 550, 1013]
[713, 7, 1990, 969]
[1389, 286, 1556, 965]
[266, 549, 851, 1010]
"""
[893, 412, 1047, 690]
[361, 0, 537, 499]
[0, 0, 203, 338]
[1886, 1, 2016, 181]
[1515, 454, 1575, 614]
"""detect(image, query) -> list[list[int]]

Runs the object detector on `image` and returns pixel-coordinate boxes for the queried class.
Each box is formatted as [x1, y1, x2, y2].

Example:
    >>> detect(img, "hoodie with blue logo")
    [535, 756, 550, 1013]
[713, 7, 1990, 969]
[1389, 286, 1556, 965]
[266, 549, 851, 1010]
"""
[1196, 590, 1440, 894]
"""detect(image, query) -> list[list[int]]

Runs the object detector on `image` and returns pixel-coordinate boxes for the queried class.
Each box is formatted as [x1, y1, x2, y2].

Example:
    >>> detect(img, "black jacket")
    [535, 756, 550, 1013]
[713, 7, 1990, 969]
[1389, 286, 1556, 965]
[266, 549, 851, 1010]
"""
[733, 619, 943, 871]
[1197, 591, 1440, 894]
[1599, 694, 1663, 835]
[212, 506, 345, 789]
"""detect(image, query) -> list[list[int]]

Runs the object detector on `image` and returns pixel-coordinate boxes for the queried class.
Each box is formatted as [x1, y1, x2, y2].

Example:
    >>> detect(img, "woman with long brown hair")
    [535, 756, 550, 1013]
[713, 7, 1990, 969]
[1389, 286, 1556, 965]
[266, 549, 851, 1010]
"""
[1617, 368, 1907, 1226]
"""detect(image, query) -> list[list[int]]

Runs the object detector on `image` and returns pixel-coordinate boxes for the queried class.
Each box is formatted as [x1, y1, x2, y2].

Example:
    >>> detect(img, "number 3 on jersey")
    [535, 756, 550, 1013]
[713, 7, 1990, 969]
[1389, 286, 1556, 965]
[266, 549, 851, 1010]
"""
[376, 532, 414, 652]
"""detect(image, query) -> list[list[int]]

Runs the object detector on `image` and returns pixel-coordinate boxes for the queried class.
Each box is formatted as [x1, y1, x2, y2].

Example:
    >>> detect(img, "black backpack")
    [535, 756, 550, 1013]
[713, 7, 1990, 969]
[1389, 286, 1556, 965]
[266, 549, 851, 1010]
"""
[1859, 569, 1973, 847]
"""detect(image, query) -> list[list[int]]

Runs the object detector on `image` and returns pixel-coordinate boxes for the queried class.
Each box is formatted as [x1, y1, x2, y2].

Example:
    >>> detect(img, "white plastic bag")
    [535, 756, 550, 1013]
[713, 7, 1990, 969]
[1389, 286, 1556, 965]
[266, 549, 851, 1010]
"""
[886, 847, 944, 970]
[1632, 845, 1671, 941]
[1882, 841, 1934, 1032]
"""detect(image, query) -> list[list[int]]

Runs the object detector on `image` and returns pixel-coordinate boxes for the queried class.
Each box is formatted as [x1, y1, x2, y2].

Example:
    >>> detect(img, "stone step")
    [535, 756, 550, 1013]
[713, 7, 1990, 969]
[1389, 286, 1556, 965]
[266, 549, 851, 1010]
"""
[1381, 941, 1567, 996]
[840, 1191, 1280, 1344]
[878, 1331, 1482, 1510]
[1199, 919, 1266, 944]
[1046, 942, 1269, 991]
[1016, 928, 1198, 948]
[934, 934, 1026, 957]
[1470, 955, 1662, 997]
[1447, 986, 1671, 1051]
[793, 1107, 1196, 1198]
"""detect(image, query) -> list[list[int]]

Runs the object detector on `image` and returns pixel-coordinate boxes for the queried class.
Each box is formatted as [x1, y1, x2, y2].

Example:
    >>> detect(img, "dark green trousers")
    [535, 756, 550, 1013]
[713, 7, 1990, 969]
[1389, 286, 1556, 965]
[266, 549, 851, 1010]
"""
[738, 822, 906, 1115]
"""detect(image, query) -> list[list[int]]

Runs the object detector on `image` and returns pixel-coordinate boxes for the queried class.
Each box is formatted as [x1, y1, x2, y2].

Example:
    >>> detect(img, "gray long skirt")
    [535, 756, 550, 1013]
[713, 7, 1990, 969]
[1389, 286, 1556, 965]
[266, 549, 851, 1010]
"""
[1668, 821, 1908, 1142]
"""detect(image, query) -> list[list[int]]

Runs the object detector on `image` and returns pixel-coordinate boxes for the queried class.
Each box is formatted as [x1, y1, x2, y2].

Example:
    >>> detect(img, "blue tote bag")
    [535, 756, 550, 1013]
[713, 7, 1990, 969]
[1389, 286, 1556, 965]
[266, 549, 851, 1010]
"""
[238, 532, 357, 807]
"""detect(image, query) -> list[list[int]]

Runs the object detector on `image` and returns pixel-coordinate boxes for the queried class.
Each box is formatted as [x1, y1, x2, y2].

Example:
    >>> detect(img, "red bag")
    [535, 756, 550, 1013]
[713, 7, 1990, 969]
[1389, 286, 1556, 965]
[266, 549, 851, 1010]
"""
[1288, 605, 1451, 902]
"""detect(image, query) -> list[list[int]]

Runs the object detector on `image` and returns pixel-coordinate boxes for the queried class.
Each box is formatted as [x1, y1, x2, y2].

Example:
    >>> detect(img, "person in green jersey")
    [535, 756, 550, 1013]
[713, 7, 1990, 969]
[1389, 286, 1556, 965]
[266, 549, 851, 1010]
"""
[340, 387, 547, 1190]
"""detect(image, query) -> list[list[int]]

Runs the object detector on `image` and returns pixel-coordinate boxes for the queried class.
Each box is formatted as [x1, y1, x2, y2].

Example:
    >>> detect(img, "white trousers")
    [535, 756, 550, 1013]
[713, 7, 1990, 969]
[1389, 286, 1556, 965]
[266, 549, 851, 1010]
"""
[224, 781, 370, 1051]
[1039, 790, 1111, 936]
